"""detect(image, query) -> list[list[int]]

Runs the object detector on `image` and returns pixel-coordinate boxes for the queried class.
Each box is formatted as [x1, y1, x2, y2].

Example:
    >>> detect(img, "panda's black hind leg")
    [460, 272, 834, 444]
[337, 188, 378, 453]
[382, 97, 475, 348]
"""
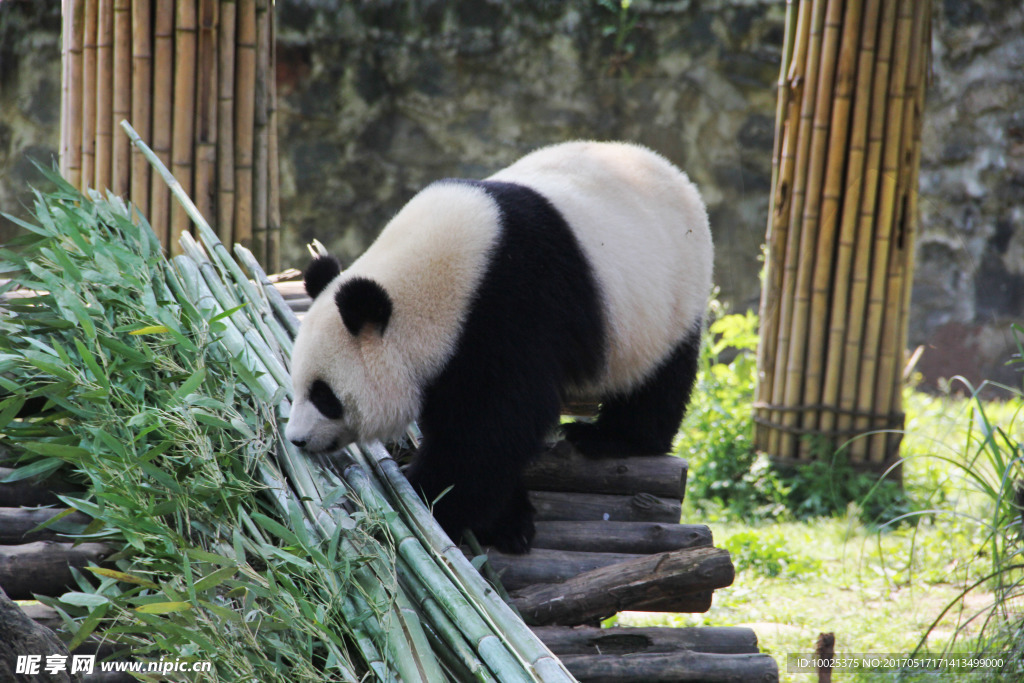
[471, 483, 535, 554]
[564, 327, 702, 458]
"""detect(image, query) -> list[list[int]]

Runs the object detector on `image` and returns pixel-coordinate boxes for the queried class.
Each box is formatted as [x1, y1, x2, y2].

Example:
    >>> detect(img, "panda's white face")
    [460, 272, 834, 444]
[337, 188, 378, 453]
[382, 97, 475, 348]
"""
[285, 281, 421, 453]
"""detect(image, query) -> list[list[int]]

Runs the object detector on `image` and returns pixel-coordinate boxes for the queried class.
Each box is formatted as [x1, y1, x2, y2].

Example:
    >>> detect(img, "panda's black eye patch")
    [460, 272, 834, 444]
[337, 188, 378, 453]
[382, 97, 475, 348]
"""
[309, 379, 344, 420]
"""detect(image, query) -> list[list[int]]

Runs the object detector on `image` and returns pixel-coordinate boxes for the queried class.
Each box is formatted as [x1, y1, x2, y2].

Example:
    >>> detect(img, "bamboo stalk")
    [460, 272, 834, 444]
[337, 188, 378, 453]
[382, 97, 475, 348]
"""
[170, 0, 198, 256]
[217, 0, 237, 245]
[129, 0, 152, 218]
[266, 8, 281, 273]
[111, 0, 132, 197]
[94, 0, 114, 191]
[844, 0, 897, 463]
[194, 0, 219, 227]
[234, 0, 257, 251]
[252, 0, 270, 265]
[755, 0, 799, 450]
[763, 0, 814, 458]
[787, 0, 845, 460]
[882, 0, 930, 465]
[772, 0, 827, 459]
[64, 0, 86, 190]
[61, 0, 71, 178]
[857, 0, 914, 463]
[805, 0, 865, 445]
[150, 0, 175, 248]
[824, 0, 882, 451]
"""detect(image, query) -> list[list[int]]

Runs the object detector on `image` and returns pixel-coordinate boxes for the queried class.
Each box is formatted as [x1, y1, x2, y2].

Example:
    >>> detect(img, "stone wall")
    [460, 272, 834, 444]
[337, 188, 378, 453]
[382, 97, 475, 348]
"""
[1, 0, 1021, 388]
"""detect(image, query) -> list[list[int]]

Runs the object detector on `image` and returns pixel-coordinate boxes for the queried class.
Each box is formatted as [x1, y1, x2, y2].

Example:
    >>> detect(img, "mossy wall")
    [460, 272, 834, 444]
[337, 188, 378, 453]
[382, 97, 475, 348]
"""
[1, 0, 1021, 388]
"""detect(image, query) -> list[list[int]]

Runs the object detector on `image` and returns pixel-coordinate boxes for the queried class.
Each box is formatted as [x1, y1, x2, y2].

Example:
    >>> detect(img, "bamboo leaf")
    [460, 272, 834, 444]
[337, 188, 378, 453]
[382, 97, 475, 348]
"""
[84, 567, 160, 591]
[0, 457, 63, 482]
[134, 601, 194, 614]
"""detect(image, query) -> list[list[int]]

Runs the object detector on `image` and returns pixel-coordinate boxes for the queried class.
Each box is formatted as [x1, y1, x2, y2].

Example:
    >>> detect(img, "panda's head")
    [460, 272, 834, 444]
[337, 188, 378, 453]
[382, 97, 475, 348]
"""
[285, 255, 418, 453]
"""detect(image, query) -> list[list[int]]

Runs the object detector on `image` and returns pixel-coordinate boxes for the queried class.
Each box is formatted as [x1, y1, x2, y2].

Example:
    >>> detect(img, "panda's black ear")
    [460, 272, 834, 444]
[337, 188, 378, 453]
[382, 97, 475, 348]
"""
[304, 255, 342, 299]
[335, 277, 393, 337]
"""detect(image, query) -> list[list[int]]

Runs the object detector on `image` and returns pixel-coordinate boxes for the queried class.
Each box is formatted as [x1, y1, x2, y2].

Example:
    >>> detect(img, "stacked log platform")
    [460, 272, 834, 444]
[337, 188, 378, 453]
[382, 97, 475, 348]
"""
[0, 280, 780, 682]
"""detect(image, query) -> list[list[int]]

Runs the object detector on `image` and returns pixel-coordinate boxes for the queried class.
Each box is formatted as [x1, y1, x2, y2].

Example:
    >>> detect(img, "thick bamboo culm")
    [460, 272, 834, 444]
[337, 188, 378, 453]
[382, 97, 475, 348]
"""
[59, 0, 281, 272]
[754, 0, 931, 472]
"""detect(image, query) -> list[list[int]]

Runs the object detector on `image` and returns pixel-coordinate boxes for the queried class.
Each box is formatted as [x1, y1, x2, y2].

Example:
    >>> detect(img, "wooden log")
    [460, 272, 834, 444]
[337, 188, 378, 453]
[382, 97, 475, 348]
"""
[478, 548, 642, 592]
[530, 491, 680, 524]
[531, 521, 712, 555]
[512, 546, 734, 626]
[0, 542, 113, 599]
[557, 651, 779, 683]
[524, 441, 687, 499]
[0, 469, 80, 508]
[532, 625, 760, 656]
[18, 602, 62, 632]
[0, 588, 76, 683]
[0, 508, 92, 544]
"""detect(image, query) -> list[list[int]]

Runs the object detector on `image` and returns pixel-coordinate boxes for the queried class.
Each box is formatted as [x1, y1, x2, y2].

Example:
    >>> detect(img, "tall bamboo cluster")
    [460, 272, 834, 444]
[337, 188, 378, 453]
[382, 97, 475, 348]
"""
[754, 0, 931, 471]
[59, 0, 281, 271]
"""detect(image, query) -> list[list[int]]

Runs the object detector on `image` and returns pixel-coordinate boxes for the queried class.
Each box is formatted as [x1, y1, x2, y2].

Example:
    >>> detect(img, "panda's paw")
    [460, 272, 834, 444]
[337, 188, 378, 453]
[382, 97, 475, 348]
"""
[475, 515, 535, 555]
[562, 421, 627, 458]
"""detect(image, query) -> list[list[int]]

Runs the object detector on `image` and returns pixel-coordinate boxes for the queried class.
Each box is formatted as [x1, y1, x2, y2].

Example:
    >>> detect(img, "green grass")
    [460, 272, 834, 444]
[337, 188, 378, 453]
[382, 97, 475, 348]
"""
[621, 306, 1024, 680]
[616, 388, 1024, 681]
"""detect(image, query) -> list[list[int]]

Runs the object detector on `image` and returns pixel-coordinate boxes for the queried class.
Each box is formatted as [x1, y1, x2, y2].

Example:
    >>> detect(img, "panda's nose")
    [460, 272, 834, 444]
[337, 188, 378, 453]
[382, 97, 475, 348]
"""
[290, 438, 307, 449]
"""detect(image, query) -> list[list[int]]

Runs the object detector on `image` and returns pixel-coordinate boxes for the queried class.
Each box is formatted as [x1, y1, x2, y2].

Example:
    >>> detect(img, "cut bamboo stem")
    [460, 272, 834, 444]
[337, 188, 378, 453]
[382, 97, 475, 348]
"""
[64, 0, 86, 190]
[170, 0, 198, 256]
[824, 0, 881, 450]
[763, 0, 814, 458]
[111, 0, 132, 197]
[149, 0, 175, 246]
[787, 0, 845, 459]
[94, 0, 115, 191]
[217, 0, 237, 244]
[253, 0, 270, 265]
[234, 0, 257, 251]
[805, 0, 864, 445]
[755, 0, 799, 449]
[194, 0, 219, 227]
[129, 0, 152, 218]
[773, 0, 827, 458]
[843, 0, 896, 463]
[80, 0, 98, 190]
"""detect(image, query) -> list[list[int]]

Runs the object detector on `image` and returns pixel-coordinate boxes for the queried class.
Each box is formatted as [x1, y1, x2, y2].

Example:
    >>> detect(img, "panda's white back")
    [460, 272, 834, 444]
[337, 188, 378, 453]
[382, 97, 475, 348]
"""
[488, 141, 713, 396]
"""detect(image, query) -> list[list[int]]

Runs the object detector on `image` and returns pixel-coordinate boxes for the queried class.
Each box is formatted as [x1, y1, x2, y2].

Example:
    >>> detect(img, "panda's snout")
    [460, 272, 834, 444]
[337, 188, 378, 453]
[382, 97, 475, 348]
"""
[290, 437, 308, 449]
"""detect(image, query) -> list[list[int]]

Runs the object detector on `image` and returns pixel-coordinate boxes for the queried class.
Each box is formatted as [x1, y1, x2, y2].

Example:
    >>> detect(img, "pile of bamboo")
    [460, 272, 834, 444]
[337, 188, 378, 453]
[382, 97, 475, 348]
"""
[59, 0, 281, 271]
[754, 0, 931, 470]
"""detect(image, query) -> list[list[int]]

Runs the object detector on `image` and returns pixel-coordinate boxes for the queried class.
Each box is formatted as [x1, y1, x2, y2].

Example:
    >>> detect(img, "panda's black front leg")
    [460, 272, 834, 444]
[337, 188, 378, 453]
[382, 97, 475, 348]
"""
[404, 439, 537, 554]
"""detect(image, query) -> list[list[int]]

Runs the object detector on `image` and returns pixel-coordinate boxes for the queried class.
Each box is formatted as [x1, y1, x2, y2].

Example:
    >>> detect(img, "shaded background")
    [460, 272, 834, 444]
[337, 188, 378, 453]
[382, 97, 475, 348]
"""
[1, 0, 1022, 389]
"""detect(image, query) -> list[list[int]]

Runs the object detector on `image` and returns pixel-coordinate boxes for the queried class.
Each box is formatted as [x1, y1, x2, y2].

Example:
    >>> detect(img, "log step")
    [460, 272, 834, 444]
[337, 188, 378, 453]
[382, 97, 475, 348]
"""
[511, 546, 735, 626]
[0, 542, 113, 599]
[0, 507, 92, 544]
[532, 624, 761, 656]
[530, 490, 681, 524]
[558, 650, 779, 683]
[531, 520, 711, 554]
[0, 468, 82, 508]
[523, 441, 688, 499]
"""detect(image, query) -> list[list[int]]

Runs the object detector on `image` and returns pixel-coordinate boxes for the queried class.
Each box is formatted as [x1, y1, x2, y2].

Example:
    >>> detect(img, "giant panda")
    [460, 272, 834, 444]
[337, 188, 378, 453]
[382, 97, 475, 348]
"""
[285, 141, 713, 554]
